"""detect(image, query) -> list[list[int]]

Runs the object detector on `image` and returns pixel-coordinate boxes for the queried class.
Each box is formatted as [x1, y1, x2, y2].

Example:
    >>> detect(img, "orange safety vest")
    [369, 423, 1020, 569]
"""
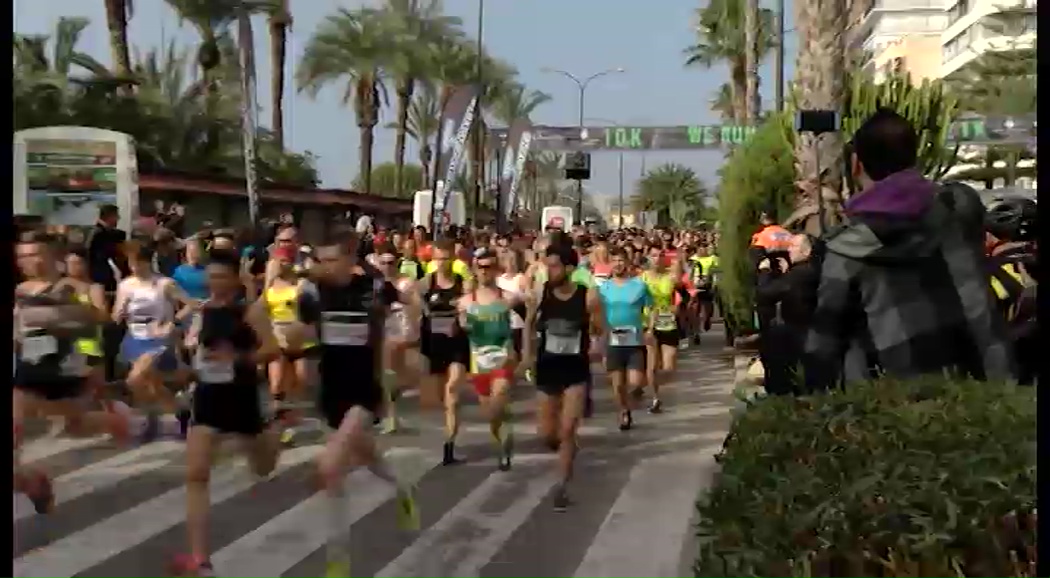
[750, 225, 793, 251]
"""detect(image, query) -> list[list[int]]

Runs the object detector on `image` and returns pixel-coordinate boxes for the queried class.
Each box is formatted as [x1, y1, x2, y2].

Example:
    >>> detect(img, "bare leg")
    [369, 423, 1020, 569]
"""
[184, 425, 218, 566]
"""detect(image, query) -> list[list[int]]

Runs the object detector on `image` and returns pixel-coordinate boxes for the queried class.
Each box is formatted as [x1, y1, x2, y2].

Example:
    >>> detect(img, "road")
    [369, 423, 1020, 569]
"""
[13, 334, 736, 578]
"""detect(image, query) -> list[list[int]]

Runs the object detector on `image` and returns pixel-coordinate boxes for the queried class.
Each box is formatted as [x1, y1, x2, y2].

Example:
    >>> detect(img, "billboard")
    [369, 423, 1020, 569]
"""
[14, 126, 139, 233]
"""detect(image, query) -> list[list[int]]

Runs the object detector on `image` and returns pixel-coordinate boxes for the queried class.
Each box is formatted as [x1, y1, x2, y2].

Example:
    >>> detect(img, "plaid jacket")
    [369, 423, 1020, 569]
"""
[804, 182, 1014, 390]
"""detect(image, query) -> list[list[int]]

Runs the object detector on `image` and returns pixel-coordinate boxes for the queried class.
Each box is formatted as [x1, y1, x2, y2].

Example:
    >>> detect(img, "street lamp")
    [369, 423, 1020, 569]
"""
[542, 66, 625, 225]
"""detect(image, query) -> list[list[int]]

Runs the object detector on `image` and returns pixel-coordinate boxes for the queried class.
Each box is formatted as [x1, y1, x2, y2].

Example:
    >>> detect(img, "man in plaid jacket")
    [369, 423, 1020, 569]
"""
[804, 109, 1014, 391]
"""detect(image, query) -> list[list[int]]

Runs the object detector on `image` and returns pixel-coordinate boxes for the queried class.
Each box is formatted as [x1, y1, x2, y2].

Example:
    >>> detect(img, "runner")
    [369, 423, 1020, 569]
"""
[496, 248, 529, 360]
[374, 241, 423, 434]
[302, 230, 419, 578]
[460, 247, 518, 471]
[597, 246, 653, 431]
[170, 249, 285, 578]
[262, 246, 318, 445]
[419, 240, 470, 465]
[14, 234, 130, 515]
[112, 241, 197, 441]
[524, 243, 604, 511]
[62, 247, 109, 407]
[641, 246, 681, 413]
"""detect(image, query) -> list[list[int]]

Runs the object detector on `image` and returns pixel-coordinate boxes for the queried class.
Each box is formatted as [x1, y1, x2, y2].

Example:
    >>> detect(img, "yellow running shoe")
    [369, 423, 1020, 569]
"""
[396, 484, 420, 531]
[324, 559, 350, 578]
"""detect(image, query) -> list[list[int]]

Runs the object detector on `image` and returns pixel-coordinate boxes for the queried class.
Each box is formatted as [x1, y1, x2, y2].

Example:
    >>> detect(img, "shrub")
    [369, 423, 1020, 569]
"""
[715, 112, 796, 330]
[695, 376, 1037, 577]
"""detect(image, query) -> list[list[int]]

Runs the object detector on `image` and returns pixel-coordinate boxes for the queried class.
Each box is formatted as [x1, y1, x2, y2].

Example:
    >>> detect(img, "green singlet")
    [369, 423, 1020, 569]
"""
[464, 293, 513, 374]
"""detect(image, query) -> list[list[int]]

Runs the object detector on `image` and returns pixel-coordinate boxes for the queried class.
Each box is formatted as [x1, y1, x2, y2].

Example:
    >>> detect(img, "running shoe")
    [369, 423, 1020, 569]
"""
[619, 410, 633, 431]
[648, 398, 664, 414]
[441, 440, 461, 466]
[496, 424, 514, 472]
[396, 484, 421, 531]
[21, 470, 55, 514]
[552, 485, 571, 512]
[168, 554, 215, 577]
[324, 560, 351, 578]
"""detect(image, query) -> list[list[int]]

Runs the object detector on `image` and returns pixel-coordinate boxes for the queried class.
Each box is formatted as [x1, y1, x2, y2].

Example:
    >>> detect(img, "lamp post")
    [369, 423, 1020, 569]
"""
[472, 0, 485, 228]
[585, 117, 627, 229]
[542, 66, 625, 225]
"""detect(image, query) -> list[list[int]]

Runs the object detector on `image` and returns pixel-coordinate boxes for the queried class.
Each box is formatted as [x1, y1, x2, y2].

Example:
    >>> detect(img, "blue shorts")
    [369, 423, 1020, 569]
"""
[120, 336, 180, 372]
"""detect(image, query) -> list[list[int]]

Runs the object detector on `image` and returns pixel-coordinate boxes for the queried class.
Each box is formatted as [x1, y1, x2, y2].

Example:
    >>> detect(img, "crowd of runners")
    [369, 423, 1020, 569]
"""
[12, 213, 728, 577]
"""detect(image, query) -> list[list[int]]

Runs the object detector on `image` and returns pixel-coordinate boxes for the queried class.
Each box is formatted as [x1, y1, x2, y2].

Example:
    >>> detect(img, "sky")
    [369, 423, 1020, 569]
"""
[13, 0, 797, 209]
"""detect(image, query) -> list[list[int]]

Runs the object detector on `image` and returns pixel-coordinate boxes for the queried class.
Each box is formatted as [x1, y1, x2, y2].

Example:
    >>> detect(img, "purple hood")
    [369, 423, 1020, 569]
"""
[844, 169, 937, 217]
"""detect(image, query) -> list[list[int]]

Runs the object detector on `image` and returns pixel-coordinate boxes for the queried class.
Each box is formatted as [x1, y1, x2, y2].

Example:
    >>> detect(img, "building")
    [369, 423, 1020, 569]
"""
[851, 0, 1037, 80]
[851, 0, 950, 82]
[941, 0, 1037, 77]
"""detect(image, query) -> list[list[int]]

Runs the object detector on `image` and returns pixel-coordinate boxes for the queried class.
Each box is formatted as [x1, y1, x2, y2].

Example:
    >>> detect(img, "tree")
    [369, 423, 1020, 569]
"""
[297, 7, 390, 194]
[385, 82, 442, 176]
[632, 163, 710, 226]
[684, 0, 775, 123]
[378, 0, 463, 199]
[744, 0, 760, 123]
[268, 0, 292, 148]
[792, 0, 848, 234]
[488, 82, 551, 126]
[353, 162, 426, 197]
[102, 0, 134, 94]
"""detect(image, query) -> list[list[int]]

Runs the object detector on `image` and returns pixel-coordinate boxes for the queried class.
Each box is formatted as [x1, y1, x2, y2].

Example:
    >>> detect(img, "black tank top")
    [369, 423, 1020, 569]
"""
[537, 284, 589, 358]
[195, 302, 257, 385]
[15, 283, 89, 384]
[315, 271, 395, 356]
[424, 275, 462, 336]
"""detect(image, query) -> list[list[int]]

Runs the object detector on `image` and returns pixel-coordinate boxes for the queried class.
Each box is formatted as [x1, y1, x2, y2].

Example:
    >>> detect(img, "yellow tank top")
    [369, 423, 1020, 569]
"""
[74, 292, 103, 358]
[266, 284, 300, 323]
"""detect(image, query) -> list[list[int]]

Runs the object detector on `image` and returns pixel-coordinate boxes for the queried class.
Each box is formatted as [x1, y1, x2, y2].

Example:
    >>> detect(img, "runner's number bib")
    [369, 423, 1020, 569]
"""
[544, 319, 581, 355]
[430, 315, 457, 337]
[655, 312, 676, 331]
[609, 326, 640, 347]
[321, 311, 369, 346]
[21, 334, 57, 363]
[473, 345, 508, 373]
[194, 349, 235, 383]
[128, 316, 155, 339]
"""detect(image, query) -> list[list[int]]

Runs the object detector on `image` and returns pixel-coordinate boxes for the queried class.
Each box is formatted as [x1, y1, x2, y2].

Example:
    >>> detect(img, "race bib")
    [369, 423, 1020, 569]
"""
[430, 316, 457, 337]
[60, 351, 87, 377]
[385, 311, 411, 340]
[321, 312, 369, 346]
[544, 319, 582, 355]
[473, 345, 509, 373]
[609, 326, 640, 347]
[655, 312, 677, 331]
[21, 334, 57, 363]
[194, 350, 235, 383]
[128, 316, 155, 339]
[272, 320, 298, 349]
[594, 274, 609, 286]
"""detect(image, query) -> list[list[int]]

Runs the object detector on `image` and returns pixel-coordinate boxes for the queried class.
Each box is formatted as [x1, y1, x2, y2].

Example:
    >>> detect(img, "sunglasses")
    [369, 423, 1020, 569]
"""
[378, 258, 398, 266]
[476, 262, 495, 270]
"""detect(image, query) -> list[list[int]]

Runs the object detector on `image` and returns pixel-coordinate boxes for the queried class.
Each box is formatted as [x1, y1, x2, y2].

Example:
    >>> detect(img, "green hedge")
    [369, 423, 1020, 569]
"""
[695, 376, 1037, 577]
[715, 112, 797, 331]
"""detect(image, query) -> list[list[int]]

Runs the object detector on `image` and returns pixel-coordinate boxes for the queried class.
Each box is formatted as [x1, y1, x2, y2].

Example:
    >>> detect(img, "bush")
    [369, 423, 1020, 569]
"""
[695, 376, 1037, 577]
[715, 112, 797, 330]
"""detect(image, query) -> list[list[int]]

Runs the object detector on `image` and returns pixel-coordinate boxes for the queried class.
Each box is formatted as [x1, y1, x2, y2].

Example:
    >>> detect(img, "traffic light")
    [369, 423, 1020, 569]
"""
[564, 151, 591, 180]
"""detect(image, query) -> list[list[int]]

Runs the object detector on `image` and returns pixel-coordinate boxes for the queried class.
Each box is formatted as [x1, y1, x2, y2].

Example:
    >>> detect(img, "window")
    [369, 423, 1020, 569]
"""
[948, 0, 970, 26]
[942, 25, 973, 63]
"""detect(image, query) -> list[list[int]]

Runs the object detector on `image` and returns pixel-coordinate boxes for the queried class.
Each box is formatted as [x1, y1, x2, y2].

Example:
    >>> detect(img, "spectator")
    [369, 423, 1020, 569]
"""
[152, 227, 181, 277]
[88, 204, 128, 297]
[804, 108, 1013, 390]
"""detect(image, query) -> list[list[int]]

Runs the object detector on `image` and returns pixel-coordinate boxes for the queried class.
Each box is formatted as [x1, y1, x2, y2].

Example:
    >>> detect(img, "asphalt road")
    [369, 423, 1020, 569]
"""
[13, 332, 736, 578]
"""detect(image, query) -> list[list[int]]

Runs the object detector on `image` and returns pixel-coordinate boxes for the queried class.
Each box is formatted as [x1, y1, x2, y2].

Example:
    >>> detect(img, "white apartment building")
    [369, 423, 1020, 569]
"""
[851, 0, 1037, 80]
[941, 0, 1037, 77]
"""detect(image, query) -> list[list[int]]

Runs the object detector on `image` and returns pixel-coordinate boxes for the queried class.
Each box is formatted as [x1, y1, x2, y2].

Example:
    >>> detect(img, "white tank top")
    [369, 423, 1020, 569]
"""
[497, 274, 526, 329]
[125, 278, 173, 339]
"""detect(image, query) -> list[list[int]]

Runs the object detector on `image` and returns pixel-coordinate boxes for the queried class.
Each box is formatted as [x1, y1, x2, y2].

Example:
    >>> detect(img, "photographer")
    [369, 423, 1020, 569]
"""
[984, 197, 1037, 384]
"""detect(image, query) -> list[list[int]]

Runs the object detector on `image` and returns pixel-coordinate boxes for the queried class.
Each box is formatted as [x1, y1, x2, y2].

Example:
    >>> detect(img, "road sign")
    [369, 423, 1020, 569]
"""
[488, 115, 1036, 152]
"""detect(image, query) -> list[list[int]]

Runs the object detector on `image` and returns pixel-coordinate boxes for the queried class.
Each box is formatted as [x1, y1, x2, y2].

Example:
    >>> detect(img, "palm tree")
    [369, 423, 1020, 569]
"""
[267, 0, 292, 148]
[163, 0, 277, 85]
[385, 82, 442, 177]
[102, 0, 134, 94]
[378, 0, 463, 199]
[488, 82, 551, 126]
[424, 36, 481, 186]
[684, 0, 774, 123]
[710, 83, 735, 122]
[297, 7, 390, 194]
[744, 0, 760, 123]
[632, 163, 709, 226]
[792, 0, 848, 233]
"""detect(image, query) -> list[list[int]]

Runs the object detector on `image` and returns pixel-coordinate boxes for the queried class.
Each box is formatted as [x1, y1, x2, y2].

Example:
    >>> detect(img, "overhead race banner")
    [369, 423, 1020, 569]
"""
[500, 118, 533, 220]
[487, 115, 1037, 152]
[433, 85, 478, 233]
[237, 8, 261, 225]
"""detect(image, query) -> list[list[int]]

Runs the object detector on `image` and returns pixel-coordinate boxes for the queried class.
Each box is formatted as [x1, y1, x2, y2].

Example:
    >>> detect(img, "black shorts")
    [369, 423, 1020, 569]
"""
[511, 329, 523, 356]
[191, 381, 267, 436]
[605, 346, 646, 372]
[318, 349, 383, 429]
[536, 354, 590, 395]
[14, 377, 88, 402]
[654, 329, 681, 347]
[422, 332, 470, 374]
[696, 290, 715, 302]
[281, 347, 319, 362]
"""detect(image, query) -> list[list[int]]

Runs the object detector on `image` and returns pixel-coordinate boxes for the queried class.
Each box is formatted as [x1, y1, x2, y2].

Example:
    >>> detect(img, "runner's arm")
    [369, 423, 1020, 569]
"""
[245, 300, 281, 365]
[163, 278, 199, 322]
[586, 288, 606, 336]
[87, 283, 110, 323]
[522, 290, 539, 363]
[110, 280, 130, 323]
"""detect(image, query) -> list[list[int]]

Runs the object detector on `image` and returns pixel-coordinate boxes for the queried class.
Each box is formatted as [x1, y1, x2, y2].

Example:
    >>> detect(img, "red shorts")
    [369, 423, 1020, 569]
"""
[471, 366, 513, 397]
